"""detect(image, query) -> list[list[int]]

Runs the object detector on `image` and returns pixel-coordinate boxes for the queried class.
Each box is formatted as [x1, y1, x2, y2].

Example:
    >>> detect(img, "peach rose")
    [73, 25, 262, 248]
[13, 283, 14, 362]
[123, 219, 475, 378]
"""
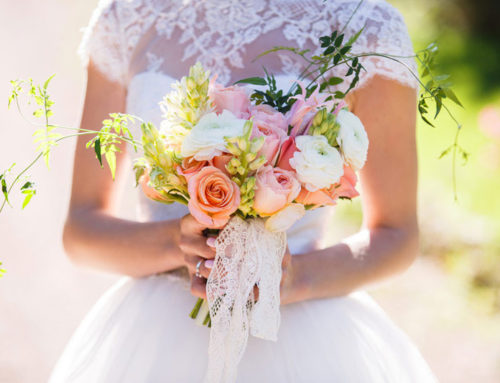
[177, 157, 208, 182]
[210, 154, 232, 176]
[250, 104, 288, 164]
[276, 136, 298, 171]
[208, 79, 251, 119]
[139, 171, 171, 203]
[296, 165, 359, 206]
[187, 166, 240, 228]
[253, 165, 301, 216]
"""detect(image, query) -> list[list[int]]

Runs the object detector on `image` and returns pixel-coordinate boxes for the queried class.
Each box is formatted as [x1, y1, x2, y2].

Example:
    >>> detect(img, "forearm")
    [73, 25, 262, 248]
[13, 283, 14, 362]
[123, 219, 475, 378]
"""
[285, 224, 419, 303]
[63, 208, 184, 277]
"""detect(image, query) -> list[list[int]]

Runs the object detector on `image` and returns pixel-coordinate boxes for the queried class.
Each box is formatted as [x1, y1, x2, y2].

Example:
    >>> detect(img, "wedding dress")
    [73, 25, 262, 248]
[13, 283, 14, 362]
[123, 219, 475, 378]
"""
[50, 0, 437, 381]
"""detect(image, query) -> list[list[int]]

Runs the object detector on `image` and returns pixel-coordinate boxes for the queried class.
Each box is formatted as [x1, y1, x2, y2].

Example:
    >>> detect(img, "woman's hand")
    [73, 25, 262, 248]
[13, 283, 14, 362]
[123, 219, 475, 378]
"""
[179, 214, 216, 299]
[180, 213, 295, 304]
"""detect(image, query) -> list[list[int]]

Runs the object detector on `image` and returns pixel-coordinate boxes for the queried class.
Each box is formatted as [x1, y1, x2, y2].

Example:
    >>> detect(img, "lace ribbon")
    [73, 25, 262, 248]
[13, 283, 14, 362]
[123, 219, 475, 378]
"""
[204, 216, 287, 383]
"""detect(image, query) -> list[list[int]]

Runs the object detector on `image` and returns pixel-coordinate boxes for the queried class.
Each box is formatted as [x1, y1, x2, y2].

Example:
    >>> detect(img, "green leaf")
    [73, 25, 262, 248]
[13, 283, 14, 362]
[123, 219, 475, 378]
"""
[20, 181, 33, 190]
[1, 178, 9, 205]
[327, 77, 344, 86]
[21, 189, 35, 209]
[339, 45, 352, 55]
[105, 150, 117, 180]
[95, 138, 102, 166]
[444, 88, 463, 108]
[334, 34, 344, 47]
[43, 74, 56, 90]
[347, 27, 364, 46]
[434, 74, 450, 82]
[33, 109, 44, 118]
[324, 46, 335, 55]
[233, 77, 267, 86]
[334, 91, 345, 99]
[438, 146, 452, 159]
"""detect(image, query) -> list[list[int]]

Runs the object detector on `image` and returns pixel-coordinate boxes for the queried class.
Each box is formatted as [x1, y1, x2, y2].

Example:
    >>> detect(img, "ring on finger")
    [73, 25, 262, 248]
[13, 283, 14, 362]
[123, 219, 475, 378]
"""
[195, 260, 203, 278]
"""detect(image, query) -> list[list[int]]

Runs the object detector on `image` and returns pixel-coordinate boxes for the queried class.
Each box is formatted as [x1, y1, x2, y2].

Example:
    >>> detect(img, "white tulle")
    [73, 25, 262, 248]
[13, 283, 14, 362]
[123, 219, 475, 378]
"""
[206, 217, 286, 383]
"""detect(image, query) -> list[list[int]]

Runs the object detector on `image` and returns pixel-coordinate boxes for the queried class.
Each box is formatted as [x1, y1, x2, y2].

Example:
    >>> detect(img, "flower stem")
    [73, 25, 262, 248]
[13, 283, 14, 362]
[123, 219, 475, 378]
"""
[189, 297, 204, 319]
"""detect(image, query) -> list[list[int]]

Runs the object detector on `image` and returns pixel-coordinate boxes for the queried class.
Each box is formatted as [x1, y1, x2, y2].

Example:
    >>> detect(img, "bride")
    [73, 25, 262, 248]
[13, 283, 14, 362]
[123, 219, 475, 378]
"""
[50, 0, 438, 381]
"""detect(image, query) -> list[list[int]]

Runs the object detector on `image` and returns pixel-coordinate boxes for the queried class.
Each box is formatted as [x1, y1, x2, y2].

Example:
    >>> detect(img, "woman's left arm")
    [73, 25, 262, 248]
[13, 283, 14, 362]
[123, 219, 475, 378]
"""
[282, 76, 419, 304]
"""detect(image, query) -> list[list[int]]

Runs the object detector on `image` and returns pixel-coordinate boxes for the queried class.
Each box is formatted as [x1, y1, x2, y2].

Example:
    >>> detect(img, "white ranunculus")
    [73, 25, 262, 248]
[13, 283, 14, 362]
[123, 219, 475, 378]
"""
[265, 203, 306, 232]
[336, 110, 369, 171]
[289, 135, 344, 191]
[181, 110, 246, 161]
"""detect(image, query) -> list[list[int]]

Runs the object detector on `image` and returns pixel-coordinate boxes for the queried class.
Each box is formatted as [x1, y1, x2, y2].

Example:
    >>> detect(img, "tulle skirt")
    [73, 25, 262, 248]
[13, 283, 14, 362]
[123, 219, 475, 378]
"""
[49, 273, 437, 382]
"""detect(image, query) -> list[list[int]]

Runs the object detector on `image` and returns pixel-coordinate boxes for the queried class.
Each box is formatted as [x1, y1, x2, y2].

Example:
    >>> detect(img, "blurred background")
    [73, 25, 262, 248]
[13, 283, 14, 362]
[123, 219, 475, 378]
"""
[0, 0, 499, 382]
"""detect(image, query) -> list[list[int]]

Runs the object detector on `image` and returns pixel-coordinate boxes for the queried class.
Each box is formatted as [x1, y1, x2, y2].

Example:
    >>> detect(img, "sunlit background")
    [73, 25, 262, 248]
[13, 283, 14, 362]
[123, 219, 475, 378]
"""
[0, 0, 499, 382]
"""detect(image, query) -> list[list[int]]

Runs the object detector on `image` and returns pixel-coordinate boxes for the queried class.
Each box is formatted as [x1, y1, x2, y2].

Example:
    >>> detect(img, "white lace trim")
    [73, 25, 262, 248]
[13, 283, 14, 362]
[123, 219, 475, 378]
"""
[78, 0, 419, 90]
[205, 216, 287, 383]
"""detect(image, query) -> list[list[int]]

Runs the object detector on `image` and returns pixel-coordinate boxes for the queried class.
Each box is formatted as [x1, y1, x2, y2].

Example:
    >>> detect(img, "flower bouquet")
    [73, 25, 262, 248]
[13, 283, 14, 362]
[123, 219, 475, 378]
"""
[120, 57, 369, 380]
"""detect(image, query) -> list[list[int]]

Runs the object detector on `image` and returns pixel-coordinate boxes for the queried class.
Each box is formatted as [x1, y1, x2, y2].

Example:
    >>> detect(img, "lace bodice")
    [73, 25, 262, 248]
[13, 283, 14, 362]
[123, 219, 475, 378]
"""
[79, 0, 418, 89]
[77, 0, 418, 256]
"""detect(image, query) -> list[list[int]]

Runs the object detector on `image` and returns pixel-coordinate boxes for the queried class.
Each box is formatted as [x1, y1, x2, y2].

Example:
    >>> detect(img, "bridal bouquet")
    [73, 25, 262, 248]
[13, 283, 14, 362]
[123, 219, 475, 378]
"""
[126, 60, 368, 381]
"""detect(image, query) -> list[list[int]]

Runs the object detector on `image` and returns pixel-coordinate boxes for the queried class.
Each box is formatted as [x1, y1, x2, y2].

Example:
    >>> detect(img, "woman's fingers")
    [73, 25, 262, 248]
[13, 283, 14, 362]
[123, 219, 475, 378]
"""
[179, 235, 215, 260]
[190, 274, 207, 299]
[185, 255, 213, 279]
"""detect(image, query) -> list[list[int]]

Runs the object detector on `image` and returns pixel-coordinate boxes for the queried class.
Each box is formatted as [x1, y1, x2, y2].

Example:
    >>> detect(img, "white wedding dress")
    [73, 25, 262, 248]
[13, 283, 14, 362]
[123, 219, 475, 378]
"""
[50, 0, 437, 382]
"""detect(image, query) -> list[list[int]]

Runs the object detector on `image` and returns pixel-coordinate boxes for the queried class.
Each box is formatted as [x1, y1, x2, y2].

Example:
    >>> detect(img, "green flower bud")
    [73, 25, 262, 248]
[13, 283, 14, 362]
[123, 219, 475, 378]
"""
[226, 142, 242, 156]
[237, 137, 248, 151]
[249, 155, 266, 171]
[230, 158, 241, 168]
[245, 152, 257, 162]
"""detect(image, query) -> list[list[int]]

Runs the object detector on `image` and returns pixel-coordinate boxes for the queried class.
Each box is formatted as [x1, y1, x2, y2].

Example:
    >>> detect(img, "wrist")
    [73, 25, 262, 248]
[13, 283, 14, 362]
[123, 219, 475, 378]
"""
[281, 253, 311, 305]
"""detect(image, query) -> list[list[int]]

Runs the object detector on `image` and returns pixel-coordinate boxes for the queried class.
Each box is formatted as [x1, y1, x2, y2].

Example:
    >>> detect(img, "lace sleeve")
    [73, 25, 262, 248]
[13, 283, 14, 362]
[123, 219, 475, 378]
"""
[78, 0, 128, 85]
[339, 0, 419, 90]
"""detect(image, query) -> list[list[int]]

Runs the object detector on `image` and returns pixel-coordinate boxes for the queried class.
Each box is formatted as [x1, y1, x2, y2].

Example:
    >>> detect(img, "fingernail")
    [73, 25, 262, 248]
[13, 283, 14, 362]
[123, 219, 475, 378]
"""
[204, 260, 214, 269]
[206, 237, 216, 248]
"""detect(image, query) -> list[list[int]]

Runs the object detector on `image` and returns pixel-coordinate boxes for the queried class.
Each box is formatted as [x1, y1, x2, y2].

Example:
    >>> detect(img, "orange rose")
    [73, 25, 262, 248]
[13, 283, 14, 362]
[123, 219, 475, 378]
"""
[187, 166, 240, 228]
[296, 165, 359, 207]
[139, 171, 171, 203]
[177, 157, 208, 182]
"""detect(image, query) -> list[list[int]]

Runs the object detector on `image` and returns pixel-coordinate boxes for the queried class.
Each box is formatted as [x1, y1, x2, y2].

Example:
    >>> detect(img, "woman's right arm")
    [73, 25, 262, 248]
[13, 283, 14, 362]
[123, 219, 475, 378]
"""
[62, 61, 188, 278]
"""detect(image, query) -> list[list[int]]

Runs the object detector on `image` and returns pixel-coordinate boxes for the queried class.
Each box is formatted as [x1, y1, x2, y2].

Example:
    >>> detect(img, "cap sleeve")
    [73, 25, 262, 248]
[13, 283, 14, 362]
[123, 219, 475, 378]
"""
[78, 0, 128, 86]
[344, 0, 419, 90]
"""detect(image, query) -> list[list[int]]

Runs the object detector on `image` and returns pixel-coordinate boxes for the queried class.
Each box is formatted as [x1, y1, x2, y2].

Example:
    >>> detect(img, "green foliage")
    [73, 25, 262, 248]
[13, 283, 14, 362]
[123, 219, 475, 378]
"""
[0, 262, 5, 278]
[2, 75, 143, 214]
[85, 113, 137, 179]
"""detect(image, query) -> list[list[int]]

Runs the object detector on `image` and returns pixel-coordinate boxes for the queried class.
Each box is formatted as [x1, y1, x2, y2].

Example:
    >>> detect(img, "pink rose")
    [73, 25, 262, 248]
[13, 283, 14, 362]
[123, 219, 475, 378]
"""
[250, 104, 288, 164]
[208, 79, 251, 119]
[187, 166, 240, 228]
[177, 157, 208, 182]
[296, 165, 359, 206]
[276, 137, 298, 171]
[286, 82, 334, 136]
[250, 104, 288, 132]
[253, 165, 301, 216]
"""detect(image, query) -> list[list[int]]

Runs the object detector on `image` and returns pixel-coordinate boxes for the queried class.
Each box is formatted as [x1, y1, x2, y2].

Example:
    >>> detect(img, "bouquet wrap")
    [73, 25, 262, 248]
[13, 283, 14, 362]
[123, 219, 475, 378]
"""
[205, 216, 286, 383]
